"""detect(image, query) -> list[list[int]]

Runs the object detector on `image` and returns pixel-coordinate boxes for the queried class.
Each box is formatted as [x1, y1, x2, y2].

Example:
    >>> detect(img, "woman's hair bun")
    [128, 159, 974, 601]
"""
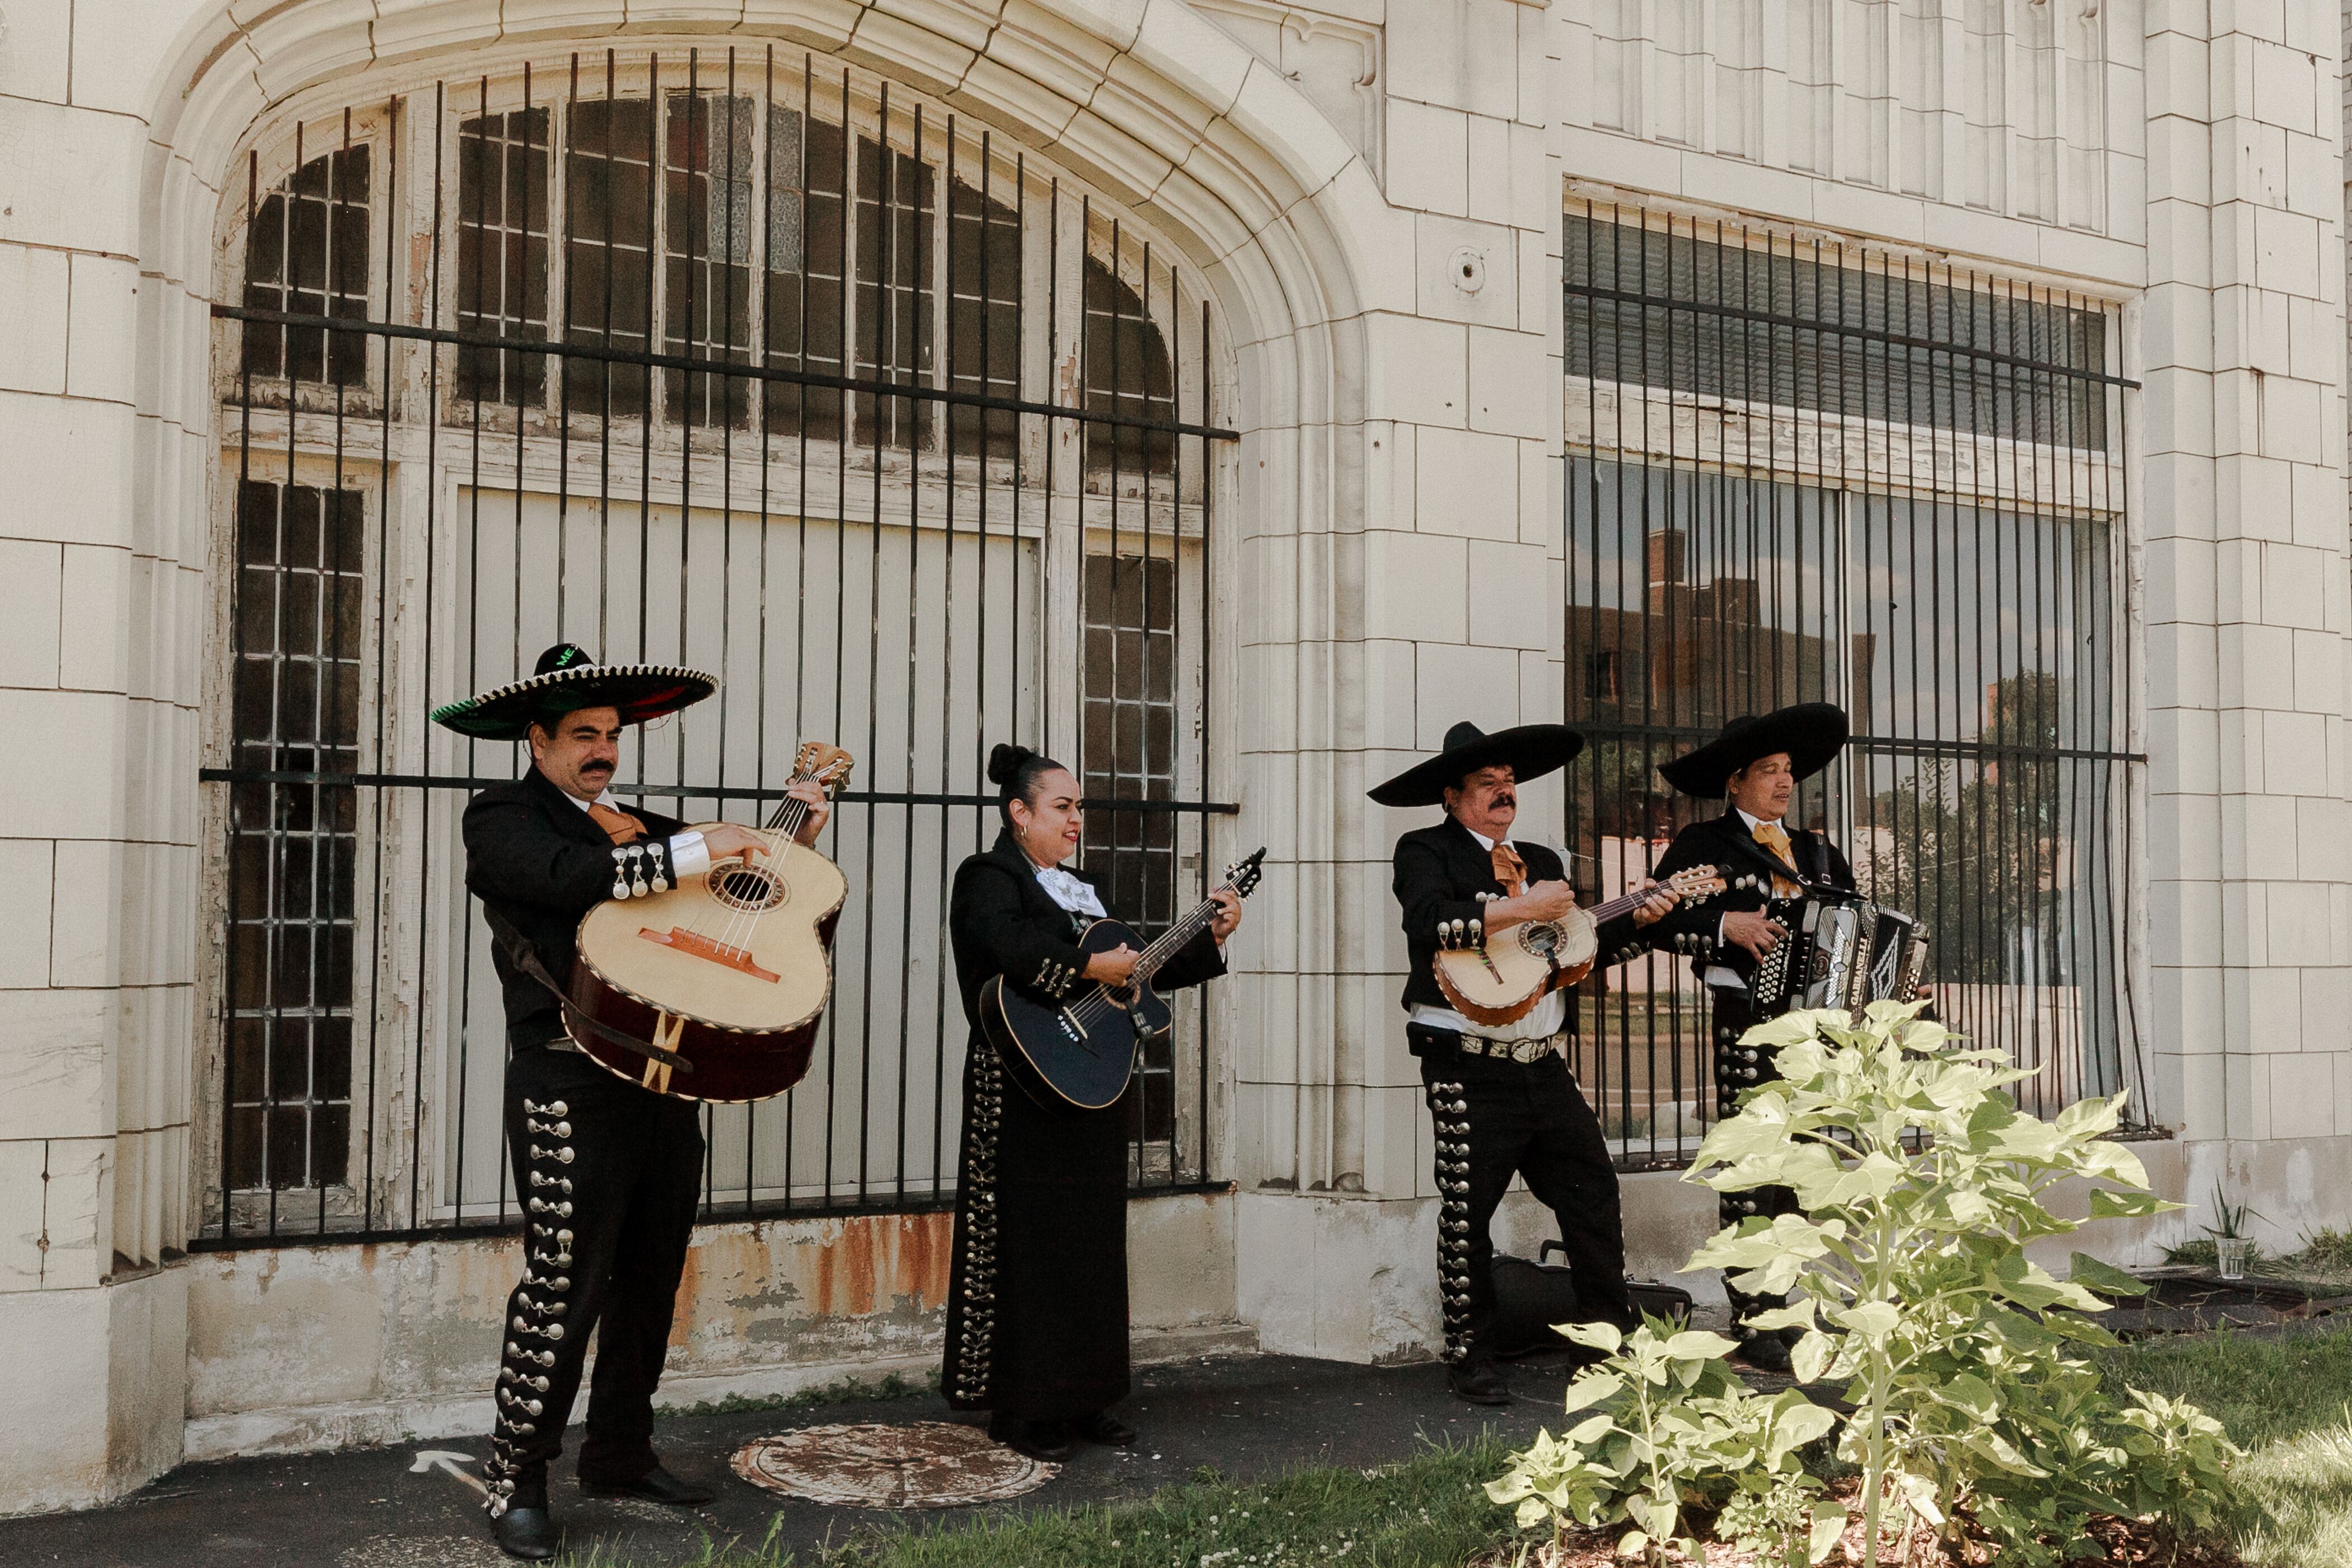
[986, 742, 1037, 789]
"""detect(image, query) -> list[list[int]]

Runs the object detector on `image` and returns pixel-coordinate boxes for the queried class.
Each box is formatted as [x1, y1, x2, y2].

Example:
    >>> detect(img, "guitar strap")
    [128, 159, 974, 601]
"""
[479, 903, 695, 1075]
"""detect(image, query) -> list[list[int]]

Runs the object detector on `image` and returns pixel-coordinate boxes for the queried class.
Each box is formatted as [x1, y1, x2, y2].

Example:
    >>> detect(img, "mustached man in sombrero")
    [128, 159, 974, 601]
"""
[1640, 702, 1854, 1375]
[431, 645, 833, 1561]
[1371, 720, 1680, 1407]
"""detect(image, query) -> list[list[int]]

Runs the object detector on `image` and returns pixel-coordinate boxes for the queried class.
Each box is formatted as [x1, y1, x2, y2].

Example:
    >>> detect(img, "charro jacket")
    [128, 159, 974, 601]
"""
[1642, 809, 1856, 984]
[1390, 817, 1644, 1016]
[946, 829, 1225, 1026]
[462, 766, 685, 1049]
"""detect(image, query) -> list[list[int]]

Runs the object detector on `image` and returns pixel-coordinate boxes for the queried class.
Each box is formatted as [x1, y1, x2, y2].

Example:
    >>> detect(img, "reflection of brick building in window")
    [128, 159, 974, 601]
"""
[1572, 526, 1873, 844]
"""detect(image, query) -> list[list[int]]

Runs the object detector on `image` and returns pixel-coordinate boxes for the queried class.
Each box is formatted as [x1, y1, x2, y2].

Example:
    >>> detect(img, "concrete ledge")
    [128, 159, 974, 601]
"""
[184, 1320, 1261, 1463]
[180, 1191, 1242, 1464]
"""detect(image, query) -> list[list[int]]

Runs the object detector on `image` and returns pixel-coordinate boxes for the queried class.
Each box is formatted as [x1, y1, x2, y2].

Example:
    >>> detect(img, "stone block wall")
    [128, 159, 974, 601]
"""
[1, 0, 2350, 1517]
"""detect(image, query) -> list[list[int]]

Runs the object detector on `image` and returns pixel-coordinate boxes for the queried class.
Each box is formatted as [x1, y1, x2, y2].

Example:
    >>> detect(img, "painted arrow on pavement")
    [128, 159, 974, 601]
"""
[409, 1449, 489, 1496]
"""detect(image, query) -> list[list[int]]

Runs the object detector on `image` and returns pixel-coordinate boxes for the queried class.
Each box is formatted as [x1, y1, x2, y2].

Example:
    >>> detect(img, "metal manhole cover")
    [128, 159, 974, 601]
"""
[731, 1421, 1057, 1509]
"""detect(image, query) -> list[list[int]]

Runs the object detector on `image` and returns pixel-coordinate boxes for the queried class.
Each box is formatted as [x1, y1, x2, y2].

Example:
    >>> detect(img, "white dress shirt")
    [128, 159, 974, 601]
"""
[1408, 825, 1570, 1042]
[566, 789, 711, 879]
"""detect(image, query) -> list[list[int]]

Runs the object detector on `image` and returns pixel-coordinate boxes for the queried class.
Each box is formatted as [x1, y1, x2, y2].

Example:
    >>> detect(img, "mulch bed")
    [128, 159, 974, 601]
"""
[1472, 1477, 2246, 1566]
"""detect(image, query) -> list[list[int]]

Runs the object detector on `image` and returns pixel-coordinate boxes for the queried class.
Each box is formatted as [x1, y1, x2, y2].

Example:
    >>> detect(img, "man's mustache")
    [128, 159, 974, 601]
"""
[581, 761, 615, 776]
[1492, 793, 1515, 810]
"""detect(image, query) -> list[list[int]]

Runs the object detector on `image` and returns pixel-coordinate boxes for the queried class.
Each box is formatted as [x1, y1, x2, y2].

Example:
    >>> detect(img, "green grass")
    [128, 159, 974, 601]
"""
[558, 1440, 1515, 1568]
[568, 1328, 2352, 1567]
[2101, 1324, 2352, 1565]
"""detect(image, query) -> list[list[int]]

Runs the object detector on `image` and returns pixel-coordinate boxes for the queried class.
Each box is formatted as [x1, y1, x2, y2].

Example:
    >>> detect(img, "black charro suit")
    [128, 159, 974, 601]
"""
[463, 766, 707, 1503]
[1643, 809, 1854, 1343]
[1391, 818, 1647, 1376]
[940, 830, 1226, 1424]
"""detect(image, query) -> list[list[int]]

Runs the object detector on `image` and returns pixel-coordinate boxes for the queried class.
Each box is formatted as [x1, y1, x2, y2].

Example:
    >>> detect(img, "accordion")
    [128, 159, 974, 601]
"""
[1748, 895, 1931, 1019]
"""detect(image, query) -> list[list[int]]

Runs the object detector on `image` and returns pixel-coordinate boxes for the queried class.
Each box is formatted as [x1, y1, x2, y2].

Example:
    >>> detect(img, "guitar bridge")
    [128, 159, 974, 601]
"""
[638, 926, 781, 983]
[1059, 1008, 1088, 1041]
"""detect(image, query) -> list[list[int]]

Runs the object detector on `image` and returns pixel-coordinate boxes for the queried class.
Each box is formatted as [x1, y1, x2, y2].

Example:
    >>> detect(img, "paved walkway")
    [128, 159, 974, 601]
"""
[0, 1351, 1600, 1567]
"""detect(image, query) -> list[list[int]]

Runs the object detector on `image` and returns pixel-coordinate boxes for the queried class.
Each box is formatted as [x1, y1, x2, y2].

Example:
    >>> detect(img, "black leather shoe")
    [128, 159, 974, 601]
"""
[581, 1462, 713, 1506]
[988, 1414, 1075, 1460]
[1072, 1411, 1137, 1446]
[1737, 1333, 1794, 1375]
[1446, 1362, 1512, 1406]
[492, 1504, 557, 1561]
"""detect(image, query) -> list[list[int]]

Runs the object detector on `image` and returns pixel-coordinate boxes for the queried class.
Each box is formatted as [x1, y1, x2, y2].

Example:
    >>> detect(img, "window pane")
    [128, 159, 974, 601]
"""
[241, 146, 372, 388]
[455, 108, 552, 409]
[853, 134, 935, 450]
[1082, 253, 1175, 485]
[662, 90, 756, 431]
[1561, 214, 2133, 1146]
[766, 114, 847, 442]
[226, 481, 365, 1193]
[947, 172, 1022, 464]
[1080, 552, 1180, 934]
[563, 97, 655, 421]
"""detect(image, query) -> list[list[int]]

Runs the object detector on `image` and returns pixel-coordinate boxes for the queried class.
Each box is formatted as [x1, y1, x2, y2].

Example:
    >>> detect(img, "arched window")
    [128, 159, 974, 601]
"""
[205, 47, 1228, 1239]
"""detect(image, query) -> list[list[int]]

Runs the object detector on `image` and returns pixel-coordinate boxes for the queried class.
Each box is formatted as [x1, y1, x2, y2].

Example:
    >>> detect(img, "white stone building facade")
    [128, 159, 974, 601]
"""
[0, 0, 2344, 1519]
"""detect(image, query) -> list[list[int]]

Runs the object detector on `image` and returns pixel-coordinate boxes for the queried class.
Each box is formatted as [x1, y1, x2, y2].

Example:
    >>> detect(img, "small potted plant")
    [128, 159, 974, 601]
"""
[2207, 1180, 2263, 1280]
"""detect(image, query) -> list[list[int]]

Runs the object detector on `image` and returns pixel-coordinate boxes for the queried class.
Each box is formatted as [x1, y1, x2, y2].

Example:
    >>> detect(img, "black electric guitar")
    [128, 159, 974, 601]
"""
[980, 848, 1267, 1110]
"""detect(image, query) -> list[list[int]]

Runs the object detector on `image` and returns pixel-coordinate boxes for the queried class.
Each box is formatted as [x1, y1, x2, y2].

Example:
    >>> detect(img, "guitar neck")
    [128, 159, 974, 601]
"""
[1577, 887, 1656, 925]
[759, 780, 816, 839]
[1133, 886, 1235, 982]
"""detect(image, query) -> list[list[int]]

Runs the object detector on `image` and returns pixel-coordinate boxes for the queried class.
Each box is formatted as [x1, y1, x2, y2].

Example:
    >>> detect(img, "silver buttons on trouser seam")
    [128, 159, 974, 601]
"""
[1426, 1080, 1473, 1364]
[950, 1049, 1006, 1405]
[483, 1120, 584, 1517]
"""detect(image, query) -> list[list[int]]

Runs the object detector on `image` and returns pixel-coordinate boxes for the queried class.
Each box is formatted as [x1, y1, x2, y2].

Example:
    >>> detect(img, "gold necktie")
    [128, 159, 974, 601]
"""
[1490, 842, 1527, 898]
[587, 801, 645, 844]
[1752, 820, 1802, 898]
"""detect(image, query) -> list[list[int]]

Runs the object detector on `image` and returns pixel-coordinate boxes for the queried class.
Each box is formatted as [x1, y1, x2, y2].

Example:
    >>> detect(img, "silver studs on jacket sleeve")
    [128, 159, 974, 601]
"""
[1425, 1080, 1474, 1364]
[948, 1049, 1005, 1406]
[483, 1103, 578, 1518]
[608, 841, 671, 900]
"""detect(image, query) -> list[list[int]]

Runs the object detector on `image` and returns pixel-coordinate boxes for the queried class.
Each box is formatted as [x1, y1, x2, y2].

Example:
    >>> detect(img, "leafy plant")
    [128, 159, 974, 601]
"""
[2205, 1178, 2264, 1243]
[1686, 998, 2213, 1562]
[1484, 1316, 1844, 1566]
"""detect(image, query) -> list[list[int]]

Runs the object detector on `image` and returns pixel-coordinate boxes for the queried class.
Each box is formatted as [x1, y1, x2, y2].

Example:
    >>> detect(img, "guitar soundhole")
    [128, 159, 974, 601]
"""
[711, 866, 790, 913]
[1519, 925, 1558, 959]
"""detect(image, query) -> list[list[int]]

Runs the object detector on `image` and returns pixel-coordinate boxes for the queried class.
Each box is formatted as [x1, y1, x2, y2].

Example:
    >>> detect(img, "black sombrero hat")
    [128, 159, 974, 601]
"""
[1656, 703, 1848, 799]
[1367, 721, 1585, 809]
[428, 642, 716, 743]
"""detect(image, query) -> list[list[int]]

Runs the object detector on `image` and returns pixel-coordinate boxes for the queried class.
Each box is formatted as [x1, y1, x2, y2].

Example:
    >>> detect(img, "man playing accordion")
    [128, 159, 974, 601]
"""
[1640, 703, 1855, 1374]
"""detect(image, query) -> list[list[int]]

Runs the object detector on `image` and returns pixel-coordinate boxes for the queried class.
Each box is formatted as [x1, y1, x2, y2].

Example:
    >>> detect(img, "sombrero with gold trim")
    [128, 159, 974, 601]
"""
[429, 642, 716, 742]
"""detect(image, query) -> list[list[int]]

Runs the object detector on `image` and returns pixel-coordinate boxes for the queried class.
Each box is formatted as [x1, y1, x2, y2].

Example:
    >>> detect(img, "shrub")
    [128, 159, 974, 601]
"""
[1484, 1316, 1844, 1567]
[1687, 999, 2236, 1562]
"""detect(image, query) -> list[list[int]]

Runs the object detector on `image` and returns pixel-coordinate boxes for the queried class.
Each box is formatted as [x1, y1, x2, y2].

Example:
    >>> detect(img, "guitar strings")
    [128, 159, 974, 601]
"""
[1062, 878, 1240, 1028]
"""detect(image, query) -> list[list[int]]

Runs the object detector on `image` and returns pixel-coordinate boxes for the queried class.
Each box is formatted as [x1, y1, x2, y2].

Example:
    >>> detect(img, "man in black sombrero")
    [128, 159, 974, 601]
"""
[435, 643, 833, 1560]
[1643, 702, 1853, 1374]
[1373, 720, 1678, 1406]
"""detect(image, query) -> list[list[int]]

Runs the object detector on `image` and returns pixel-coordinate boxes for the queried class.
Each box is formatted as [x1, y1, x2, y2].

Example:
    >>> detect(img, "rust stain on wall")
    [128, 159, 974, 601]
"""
[780, 1214, 953, 1322]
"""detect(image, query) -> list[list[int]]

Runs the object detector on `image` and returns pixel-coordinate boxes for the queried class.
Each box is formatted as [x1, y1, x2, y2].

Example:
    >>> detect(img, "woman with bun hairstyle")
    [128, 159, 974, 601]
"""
[940, 743, 1243, 1459]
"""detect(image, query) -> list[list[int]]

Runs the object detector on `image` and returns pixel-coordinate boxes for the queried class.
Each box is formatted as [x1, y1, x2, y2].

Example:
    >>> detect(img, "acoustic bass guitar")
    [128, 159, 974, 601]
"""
[1433, 862, 1727, 1027]
[981, 848, 1267, 1111]
[567, 741, 855, 1102]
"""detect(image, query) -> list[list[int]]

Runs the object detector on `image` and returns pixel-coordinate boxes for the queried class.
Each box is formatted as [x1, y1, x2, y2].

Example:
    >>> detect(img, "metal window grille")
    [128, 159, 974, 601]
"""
[198, 49, 1235, 1247]
[1561, 203, 2144, 1168]
[224, 480, 363, 1205]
